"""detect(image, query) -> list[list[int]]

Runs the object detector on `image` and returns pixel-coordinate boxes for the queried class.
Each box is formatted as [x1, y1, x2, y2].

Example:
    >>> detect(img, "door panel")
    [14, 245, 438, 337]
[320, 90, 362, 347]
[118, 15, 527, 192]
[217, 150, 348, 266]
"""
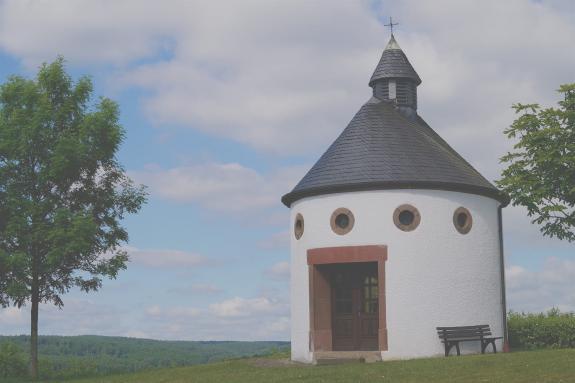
[331, 267, 355, 351]
[358, 272, 379, 350]
[331, 263, 379, 351]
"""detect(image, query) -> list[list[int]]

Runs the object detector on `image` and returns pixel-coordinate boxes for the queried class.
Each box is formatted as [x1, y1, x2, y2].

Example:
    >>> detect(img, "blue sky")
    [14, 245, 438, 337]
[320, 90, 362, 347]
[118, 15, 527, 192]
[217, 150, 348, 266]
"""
[0, 0, 574, 341]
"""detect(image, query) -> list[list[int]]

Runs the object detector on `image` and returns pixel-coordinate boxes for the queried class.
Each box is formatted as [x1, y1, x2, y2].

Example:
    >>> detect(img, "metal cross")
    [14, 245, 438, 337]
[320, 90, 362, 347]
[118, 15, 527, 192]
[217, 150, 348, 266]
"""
[384, 16, 398, 35]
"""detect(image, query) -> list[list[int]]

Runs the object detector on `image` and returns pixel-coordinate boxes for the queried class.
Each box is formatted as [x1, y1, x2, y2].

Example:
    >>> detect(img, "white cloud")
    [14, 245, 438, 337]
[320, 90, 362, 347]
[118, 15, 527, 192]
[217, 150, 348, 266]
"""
[0, 0, 182, 65]
[0, 298, 135, 337]
[1, 0, 574, 161]
[265, 261, 290, 281]
[137, 295, 290, 340]
[0, 0, 382, 154]
[167, 283, 223, 295]
[258, 231, 290, 250]
[0, 295, 288, 341]
[209, 296, 286, 318]
[127, 246, 209, 268]
[189, 284, 222, 294]
[145, 305, 162, 316]
[145, 305, 201, 318]
[261, 316, 290, 334]
[114, 1, 383, 155]
[0, 307, 24, 327]
[507, 257, 575, 313]
[2, 1, 573, 158]
[383, 0, 575, 183]
[131, 163, 306, 211]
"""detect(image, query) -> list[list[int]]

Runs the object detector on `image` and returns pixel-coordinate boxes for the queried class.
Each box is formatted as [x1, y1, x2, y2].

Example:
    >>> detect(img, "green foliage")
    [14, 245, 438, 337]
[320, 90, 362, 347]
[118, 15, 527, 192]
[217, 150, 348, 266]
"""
[0, 342, 27, 378]
[0, 57, 147, 309]
[0, 335, 289, 379]
[497, 83, 575, 241]
[508, 308, 575, 350]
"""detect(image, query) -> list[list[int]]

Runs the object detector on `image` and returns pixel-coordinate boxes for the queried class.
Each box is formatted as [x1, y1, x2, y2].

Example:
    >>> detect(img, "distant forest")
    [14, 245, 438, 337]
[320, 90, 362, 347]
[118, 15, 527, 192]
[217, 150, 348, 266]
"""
[0, 335, 289, 379]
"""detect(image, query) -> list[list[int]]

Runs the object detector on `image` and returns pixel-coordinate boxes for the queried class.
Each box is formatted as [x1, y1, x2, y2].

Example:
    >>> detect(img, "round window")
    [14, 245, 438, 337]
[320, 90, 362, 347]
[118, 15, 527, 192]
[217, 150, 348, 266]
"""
[294, 213, 304, 240]
[453, 207, 472, 234]
[330, 208, 354, 235]
[393, 204, 421, 232]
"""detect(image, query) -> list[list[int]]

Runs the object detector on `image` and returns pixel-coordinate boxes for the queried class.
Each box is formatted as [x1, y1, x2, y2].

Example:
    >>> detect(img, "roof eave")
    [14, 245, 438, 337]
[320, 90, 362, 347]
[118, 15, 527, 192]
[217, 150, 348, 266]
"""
[368, 75, 422, 87]
[281, 181, 510, 208]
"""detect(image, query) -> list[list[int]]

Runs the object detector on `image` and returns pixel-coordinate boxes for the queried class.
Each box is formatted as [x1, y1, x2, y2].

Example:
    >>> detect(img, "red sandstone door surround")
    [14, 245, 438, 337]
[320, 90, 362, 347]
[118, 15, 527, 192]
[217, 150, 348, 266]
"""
[307, 245, 388, 352]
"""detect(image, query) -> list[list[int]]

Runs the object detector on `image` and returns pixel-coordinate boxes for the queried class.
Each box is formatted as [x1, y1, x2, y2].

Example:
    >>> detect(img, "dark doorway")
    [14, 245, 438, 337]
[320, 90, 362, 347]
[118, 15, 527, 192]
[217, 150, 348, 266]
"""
[330, 262, 379, 351]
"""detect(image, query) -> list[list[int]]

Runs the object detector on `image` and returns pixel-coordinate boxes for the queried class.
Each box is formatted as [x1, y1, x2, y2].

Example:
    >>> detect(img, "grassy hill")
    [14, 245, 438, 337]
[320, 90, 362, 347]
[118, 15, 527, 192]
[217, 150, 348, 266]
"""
[58, 348, 575, 383]
[0, 335, 289, 379]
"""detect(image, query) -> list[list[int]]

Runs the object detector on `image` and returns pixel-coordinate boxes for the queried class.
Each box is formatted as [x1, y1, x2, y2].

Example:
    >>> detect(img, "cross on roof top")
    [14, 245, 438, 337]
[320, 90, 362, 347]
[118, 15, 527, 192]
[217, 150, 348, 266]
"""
[384, 16, 398, 35]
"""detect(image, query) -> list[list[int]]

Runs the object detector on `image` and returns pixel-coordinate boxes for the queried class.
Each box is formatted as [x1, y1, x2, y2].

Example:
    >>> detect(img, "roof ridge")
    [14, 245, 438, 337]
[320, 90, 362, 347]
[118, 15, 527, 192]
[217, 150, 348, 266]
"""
[383, 103, 495, 187]
[412, 115, 495, 186]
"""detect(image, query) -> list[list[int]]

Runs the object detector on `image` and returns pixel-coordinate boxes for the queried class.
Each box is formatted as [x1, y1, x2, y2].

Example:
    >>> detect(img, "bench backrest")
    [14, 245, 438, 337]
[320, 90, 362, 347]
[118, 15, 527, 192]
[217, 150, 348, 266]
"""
[436, 325, 492, 340]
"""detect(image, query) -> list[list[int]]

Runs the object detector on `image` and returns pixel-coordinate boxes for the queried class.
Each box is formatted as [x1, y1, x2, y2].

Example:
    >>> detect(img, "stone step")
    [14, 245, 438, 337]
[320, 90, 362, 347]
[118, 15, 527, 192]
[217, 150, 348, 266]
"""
[313, 351, 382, 365]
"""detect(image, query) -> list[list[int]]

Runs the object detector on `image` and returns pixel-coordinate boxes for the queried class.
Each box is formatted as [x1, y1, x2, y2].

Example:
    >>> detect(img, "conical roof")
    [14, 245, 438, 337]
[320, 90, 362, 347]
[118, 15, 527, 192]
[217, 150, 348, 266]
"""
[281, 35, 507, 207]
[281, 97, 507, 207]
[369, 35, 421, 86]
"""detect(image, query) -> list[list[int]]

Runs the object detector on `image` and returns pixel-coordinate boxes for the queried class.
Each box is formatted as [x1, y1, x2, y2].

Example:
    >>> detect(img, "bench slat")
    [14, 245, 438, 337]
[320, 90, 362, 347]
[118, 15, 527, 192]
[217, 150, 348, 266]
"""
[438, 331, 491, 336]
[440, 336, 499, 341]
[438, 334, 492, 339]
[437, 330, 492, 335]
[437, 325, 490, 330]
[437, 329, 491, 333]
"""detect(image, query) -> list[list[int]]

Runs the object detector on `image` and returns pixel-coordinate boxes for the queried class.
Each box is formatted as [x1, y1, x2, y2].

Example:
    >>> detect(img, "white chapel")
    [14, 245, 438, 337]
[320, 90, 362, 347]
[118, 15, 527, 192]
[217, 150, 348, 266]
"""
[282, 33, 509, 363]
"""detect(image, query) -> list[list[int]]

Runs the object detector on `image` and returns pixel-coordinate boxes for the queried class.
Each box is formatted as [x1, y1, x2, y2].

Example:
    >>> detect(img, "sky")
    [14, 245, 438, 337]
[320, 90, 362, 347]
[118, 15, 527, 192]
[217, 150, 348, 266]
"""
[0, 0, 574, 341]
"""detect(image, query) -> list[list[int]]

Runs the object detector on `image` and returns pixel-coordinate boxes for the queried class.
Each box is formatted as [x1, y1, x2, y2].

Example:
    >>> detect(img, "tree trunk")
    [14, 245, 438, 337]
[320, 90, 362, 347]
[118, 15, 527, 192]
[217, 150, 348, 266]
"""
[30, 275, 39, 380]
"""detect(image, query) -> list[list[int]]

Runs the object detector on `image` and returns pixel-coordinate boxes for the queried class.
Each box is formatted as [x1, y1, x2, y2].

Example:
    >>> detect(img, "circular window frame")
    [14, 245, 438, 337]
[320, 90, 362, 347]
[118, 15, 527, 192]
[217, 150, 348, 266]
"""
[330, 208, 355, 235]
[393, 204, 421, 232]
[453, 207, 473, 234]
[294, 213, 304, 240]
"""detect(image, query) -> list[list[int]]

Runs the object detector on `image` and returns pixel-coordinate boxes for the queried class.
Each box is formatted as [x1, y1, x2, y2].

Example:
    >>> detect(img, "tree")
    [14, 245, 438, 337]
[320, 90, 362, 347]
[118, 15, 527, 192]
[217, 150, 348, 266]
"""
[498, 84, 575, 242]
[0, 57, 147, 379]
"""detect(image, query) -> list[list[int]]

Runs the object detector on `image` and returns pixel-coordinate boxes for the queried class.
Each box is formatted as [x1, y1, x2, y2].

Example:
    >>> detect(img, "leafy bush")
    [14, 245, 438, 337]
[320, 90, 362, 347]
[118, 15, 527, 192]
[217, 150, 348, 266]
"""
[0, 342, 28, 378]
[508, 308, 575, 350]
[38, 357, 98, 380]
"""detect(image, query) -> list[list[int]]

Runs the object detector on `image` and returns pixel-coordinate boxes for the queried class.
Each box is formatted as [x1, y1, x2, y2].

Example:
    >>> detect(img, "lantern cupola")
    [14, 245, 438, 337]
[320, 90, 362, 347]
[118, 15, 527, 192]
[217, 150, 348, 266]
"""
[369, 34, 421, 114]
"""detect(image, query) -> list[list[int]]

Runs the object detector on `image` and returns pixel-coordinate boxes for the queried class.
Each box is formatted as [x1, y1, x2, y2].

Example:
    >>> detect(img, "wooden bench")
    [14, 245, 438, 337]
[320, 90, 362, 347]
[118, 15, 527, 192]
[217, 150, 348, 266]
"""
[436, 325, 502, 356]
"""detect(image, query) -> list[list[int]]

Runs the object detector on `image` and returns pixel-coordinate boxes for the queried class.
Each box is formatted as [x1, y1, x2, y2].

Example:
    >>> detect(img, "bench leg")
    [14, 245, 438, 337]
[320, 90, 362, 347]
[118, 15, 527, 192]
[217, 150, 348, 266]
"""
[444, 342, 452, 357]
[481, 340, 497, 354]
[445, 342, 459, 357]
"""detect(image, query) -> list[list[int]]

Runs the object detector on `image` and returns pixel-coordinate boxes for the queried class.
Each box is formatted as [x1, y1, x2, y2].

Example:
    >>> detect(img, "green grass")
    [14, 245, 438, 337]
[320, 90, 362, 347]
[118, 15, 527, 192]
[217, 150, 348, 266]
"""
[20, 348, 575, 383]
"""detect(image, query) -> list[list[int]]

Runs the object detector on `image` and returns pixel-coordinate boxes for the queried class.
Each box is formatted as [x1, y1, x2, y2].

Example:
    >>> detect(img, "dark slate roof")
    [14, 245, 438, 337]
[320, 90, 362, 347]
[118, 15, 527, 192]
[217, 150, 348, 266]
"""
[281, 97, 508, 207]
[369, 35, 421, 86]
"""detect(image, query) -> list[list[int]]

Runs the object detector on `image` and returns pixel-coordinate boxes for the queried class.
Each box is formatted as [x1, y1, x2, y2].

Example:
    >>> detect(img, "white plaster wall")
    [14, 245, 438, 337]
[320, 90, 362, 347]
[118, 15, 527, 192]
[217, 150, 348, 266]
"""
[290, 189, 504, 362]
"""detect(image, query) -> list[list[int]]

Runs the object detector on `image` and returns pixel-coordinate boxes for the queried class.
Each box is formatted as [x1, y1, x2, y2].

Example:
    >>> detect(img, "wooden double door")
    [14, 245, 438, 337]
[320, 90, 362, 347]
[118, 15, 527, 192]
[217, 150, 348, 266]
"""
[330, 262, 379, 351]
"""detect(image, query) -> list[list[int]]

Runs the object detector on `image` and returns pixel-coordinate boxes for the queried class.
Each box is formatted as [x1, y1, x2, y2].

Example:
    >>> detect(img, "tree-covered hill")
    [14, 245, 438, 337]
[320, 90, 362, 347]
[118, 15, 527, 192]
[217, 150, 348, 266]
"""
[0, 335, 289, 379]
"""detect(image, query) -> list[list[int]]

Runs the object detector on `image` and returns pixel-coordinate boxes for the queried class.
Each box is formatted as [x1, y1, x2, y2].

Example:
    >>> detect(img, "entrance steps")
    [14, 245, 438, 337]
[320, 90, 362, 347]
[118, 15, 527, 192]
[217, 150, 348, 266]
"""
[313, 351, 382, 365]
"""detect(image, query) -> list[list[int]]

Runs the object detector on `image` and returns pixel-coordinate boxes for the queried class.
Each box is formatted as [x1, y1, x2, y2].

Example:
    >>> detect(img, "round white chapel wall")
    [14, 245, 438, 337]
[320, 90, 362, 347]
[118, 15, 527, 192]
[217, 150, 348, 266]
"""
[290, 189, 504, 362]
